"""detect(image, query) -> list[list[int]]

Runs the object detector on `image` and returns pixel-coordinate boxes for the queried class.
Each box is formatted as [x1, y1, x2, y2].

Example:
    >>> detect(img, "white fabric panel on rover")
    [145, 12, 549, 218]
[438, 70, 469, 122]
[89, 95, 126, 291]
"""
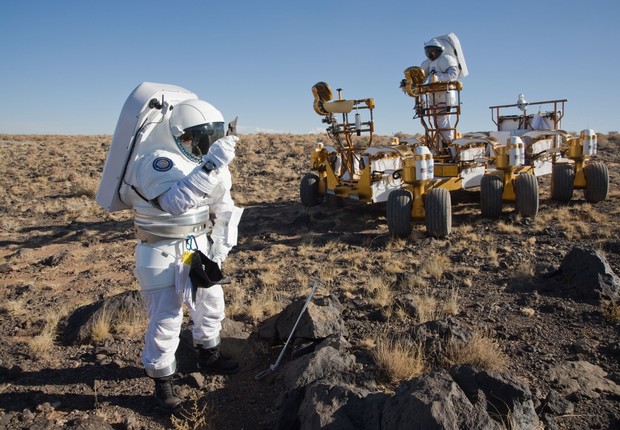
[364, 147, 404, 203]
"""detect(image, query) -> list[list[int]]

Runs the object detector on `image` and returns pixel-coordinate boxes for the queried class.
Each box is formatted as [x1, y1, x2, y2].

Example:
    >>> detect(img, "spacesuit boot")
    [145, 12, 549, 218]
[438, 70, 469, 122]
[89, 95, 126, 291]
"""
[196, 346, 240, 375]
[153, 376, 182, 413]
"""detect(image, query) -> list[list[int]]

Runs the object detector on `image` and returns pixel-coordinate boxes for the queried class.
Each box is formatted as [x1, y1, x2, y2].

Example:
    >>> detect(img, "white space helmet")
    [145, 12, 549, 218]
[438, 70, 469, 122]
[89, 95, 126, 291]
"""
[424, 38, 444, 61]
[169, 99, 225, 162]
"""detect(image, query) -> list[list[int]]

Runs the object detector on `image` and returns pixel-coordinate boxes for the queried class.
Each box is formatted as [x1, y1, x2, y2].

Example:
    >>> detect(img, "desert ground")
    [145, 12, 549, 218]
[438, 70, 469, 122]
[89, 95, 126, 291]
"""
[0, 132, 619, 429]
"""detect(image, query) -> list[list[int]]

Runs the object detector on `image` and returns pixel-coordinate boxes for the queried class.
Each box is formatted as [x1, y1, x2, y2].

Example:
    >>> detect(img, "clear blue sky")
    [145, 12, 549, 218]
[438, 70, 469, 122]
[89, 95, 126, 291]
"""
[1, 0, 618, 136]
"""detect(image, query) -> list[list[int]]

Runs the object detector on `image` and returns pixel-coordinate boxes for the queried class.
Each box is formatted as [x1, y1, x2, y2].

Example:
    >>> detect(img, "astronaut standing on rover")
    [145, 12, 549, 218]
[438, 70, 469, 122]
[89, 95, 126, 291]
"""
[97, 84, 244, 413]
[420, 38, 459, 148]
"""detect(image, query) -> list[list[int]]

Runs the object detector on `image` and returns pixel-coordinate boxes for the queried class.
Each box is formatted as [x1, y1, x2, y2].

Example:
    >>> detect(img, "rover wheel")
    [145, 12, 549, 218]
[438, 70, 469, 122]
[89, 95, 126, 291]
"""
[300, 173, 321, 206]
[425, 188, 452, 238]
[515, 173, 539, 218]
[480, 174, 503, 218]
[584, 162, 609, 203]
[387, 189, 413, 238]
[550, 164, 574, 201]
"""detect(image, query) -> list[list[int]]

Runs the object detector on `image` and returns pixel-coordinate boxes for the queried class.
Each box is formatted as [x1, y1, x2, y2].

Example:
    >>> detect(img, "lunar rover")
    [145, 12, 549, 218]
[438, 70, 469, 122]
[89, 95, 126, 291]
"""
[301, 32, 607, 239]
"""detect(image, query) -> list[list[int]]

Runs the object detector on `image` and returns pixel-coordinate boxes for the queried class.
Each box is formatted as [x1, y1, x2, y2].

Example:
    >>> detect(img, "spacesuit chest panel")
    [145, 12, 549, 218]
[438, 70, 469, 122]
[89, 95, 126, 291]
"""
[134, 150, 195, 200]
[422, 55, 459, 80]
[130, 151, 212, 242]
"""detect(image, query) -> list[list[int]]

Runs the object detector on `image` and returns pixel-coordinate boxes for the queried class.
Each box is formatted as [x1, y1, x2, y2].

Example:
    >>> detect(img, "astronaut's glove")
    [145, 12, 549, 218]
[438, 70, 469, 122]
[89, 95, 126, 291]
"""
[203, 135, 238, 170]
[208, 242, 229, 266]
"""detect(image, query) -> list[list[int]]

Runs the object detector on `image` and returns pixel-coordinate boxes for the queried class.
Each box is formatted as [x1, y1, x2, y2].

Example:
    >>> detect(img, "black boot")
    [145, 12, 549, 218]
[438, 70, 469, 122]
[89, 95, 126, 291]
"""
[153, 376, 182, 413]
[197, 346, 240, 375]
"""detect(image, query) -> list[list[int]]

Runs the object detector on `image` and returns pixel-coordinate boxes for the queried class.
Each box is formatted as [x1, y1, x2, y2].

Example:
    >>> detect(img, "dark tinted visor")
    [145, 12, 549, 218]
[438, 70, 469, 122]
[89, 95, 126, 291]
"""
[179, 122, 226, 158]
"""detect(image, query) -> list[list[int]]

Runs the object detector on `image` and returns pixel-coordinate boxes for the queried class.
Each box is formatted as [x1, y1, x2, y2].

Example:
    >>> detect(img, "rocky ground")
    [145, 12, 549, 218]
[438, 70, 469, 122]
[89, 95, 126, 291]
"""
[0, 132, 619, 429]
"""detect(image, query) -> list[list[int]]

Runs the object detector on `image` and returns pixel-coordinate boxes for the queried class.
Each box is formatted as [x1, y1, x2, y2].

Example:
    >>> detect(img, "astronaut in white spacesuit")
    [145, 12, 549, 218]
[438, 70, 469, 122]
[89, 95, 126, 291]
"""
[109, 92, 243, 412]
[420, 38, 459, 148]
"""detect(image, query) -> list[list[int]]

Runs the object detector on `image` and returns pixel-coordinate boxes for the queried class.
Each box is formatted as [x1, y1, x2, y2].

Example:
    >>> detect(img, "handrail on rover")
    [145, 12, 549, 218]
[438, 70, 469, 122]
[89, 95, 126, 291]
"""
[414, 81, 462, 155]
[489, 99, 567, 131]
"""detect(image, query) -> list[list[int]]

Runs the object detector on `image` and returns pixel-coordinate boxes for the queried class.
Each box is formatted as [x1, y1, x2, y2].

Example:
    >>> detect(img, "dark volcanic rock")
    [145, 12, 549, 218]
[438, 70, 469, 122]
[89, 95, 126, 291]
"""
[560, 247, 620, 301]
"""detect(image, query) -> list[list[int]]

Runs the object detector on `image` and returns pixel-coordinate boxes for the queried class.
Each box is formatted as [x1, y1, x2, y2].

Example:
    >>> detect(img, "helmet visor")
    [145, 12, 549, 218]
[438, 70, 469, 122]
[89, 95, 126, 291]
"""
[178, 122, 226, 159]
[424, 46, 443, 61]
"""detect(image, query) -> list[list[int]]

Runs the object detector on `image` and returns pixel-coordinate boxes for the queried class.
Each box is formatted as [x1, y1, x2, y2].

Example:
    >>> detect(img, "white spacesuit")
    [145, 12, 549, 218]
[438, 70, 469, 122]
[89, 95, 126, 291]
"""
[96, 83, 243, 412]
[420, 38, 460, 148]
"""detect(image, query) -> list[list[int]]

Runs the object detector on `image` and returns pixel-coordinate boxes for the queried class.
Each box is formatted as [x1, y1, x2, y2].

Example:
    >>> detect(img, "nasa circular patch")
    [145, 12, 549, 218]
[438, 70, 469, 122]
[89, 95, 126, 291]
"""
[153, 157, 173, 172]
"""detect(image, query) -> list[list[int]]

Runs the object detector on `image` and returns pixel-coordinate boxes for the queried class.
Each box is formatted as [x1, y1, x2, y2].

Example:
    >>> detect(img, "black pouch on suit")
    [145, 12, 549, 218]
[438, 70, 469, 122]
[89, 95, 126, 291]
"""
[189, 250, 232, 304]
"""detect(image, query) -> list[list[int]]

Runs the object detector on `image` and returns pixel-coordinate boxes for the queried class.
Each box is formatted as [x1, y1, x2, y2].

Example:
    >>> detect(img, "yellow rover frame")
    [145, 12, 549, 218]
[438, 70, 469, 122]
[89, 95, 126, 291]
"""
[309, 84, 377, 203]
[305, 81, 460, 238]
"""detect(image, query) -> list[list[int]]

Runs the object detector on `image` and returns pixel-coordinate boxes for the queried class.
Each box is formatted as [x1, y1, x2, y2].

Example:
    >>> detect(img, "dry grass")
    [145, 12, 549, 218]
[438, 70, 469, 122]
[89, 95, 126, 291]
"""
[373, 336, 426, 383]
[114, 307, 148, 338]
[226, 281, 250, 319]
[536, 204, 615, 241]
[69, 175, 99, 198]
[383, 258, 407, 274]
[2, 298, 29, 317]
[411, 293, 438, 323]
[419, 254, 451, 279]
[487, 246, 500, 267]
[87, 302, 148, 343]
[444, 331, 508, 371]
[90, 306, 113, 342]
[246, 287, 281, 322]
[444, 288, 460, 316]
[257, 269, 281, 289]
[367, 275, 392, 307]
[404, 274, 428, 290]
[28, 308, 67, 358]
[511, 258, 536, 280]
[601, 301, 620, 321]
[497, 222, 521, 234]
[171, 396, 210, 430]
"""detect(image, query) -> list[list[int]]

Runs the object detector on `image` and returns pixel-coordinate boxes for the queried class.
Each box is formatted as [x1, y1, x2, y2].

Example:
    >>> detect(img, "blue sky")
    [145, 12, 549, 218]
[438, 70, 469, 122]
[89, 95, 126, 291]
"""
[1, 0, 618, 136]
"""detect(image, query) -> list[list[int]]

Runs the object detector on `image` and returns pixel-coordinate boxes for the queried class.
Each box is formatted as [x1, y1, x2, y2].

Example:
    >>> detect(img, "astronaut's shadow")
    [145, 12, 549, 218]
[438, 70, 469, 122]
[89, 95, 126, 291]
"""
[1, 219, 134, 251]
[236, 198, 390, 248]
[0, 364, 165, 417]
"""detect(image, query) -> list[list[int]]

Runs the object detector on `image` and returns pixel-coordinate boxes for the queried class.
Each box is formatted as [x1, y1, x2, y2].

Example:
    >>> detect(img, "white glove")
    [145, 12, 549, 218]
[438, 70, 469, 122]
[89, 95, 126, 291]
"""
[203, 135, 238, 169]
[208, 241, 229, 266]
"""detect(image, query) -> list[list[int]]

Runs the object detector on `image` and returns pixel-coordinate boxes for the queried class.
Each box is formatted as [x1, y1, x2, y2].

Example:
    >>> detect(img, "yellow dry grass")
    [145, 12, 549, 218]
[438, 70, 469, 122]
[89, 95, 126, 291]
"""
[419, 254, 451, 279]
[367, 275, 393, 308]
[497, 222, 521, 234]
[601, 301, 620, 321]
[444, 331, 508, 371]
[28, 308, 68, 358]
[373, 336, 426, 383]
[247, 287, 281, 322]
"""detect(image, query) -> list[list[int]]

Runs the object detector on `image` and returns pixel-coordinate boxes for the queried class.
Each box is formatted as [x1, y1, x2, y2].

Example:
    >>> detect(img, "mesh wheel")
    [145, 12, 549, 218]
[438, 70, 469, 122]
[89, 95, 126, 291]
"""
[425, 188, 452, 238]
[480, 174, 503, 218]
[387, 189, 413, 238]
[515, 173, 539, 218]
[584, 162, 609, 203]
[550, 164, 574, 201]
[300, 173, 321, 206]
